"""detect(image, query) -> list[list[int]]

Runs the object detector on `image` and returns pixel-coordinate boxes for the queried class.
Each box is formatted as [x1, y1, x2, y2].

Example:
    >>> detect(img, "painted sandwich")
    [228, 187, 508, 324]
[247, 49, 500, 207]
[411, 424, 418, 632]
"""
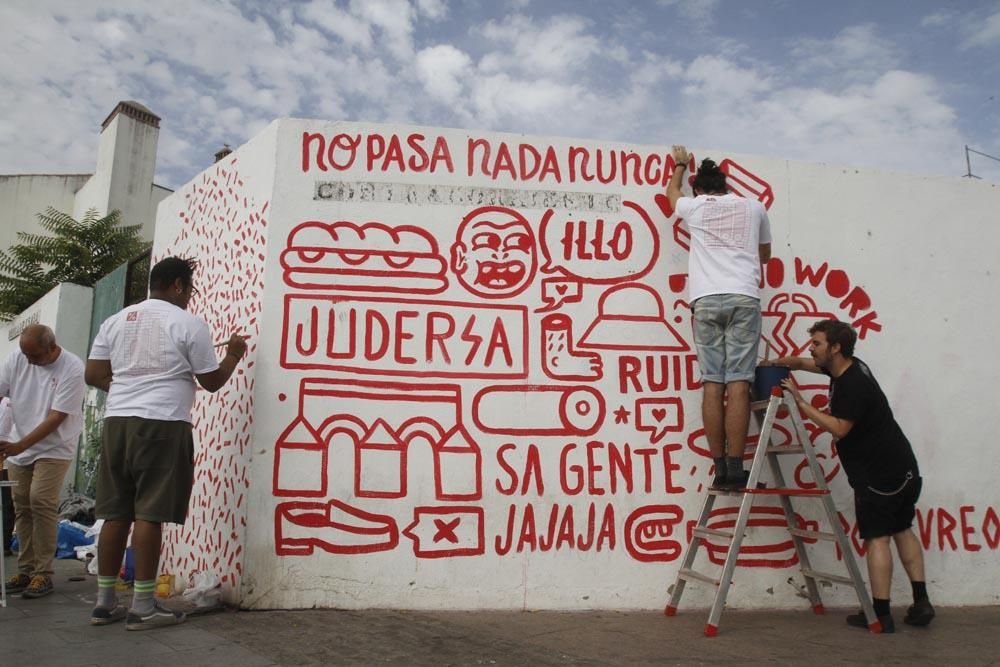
[280, 220, 449, 293]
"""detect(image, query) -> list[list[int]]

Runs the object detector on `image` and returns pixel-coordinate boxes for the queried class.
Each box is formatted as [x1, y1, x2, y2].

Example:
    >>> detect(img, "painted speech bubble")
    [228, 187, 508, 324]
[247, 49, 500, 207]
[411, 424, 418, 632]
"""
[635, 397, 684, 444]
[539, 200, 659, 284]
[536, 277, 583, 313]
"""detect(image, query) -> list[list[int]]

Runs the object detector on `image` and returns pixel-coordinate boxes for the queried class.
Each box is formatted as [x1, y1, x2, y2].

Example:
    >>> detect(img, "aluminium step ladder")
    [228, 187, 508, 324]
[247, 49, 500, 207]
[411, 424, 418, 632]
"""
[664, 387, 881, 636]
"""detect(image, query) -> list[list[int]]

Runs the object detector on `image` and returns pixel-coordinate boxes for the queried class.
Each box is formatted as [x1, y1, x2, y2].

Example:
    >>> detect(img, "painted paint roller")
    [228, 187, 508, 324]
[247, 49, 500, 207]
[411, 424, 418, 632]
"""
[472, 385, 605, 436]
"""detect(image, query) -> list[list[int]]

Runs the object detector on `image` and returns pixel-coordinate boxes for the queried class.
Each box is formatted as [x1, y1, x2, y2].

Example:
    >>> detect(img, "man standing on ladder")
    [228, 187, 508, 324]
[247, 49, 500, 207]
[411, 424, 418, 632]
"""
[762, 319, 934, 632]
[666, 145, 771, 490]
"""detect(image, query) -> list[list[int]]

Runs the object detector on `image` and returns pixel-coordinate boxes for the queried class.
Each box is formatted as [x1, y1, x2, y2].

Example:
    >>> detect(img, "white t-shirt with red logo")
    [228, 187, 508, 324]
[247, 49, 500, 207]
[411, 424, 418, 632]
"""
[90, 299, 219, 423]
[676, 193, 772, 301]
[0, 348, 86, 465]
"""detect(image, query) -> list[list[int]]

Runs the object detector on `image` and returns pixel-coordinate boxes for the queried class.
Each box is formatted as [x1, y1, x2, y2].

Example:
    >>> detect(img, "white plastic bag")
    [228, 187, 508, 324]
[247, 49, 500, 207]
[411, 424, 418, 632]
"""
[182, 572, 222, 608]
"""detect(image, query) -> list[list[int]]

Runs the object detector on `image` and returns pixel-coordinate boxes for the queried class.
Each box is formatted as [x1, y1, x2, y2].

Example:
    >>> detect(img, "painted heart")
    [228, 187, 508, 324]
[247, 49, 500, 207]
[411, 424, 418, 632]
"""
[555, 284, 568, 295]
[652, 408, 666, 422]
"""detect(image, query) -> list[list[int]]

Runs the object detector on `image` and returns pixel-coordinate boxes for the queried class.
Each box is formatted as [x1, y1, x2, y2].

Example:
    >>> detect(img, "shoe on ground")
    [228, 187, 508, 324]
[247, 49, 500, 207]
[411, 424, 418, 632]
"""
[21, 574, 54, 599]
[126, 601, 186, 631]
[90, 604, 128, 626]
[5, 573, 31, 595]
[721, 470, 751, 491]
[904, 598, 935, 626]
[846, 610, 895, 633]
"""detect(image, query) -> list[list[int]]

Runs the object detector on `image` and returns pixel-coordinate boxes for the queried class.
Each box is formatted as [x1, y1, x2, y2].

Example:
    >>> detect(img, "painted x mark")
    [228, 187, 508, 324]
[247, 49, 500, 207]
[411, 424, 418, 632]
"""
[433, 518, 461, 543]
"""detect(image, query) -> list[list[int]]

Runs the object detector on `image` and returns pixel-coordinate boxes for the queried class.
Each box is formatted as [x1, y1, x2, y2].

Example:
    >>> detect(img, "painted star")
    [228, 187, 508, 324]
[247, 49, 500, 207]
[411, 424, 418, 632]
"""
[613, 405, 631, 424]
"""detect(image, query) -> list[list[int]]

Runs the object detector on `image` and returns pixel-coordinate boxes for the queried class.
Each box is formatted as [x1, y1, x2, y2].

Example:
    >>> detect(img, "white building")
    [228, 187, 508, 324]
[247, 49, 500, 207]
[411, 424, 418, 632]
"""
[0, 100, 172, 252]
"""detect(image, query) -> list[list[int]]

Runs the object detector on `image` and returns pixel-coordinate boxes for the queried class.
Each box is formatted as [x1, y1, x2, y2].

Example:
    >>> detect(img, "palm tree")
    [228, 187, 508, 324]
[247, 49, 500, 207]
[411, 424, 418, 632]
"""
[0, 207, 150, 320]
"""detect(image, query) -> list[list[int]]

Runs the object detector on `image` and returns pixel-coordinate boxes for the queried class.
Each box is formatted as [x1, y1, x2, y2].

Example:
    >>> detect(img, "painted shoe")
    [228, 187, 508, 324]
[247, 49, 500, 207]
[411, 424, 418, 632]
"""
[21, 574, 54, 599]
[276, 498, 399, 555]
[125, 601, 186, 631]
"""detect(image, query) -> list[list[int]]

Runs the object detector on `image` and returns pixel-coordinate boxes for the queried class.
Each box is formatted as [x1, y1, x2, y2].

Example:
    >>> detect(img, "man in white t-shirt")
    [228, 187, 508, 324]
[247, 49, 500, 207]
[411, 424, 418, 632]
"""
[85, 256, 246, 630]
[1, 397, 14, 555]
[666, 145, 771, 491]
[0, 324, 86, 598]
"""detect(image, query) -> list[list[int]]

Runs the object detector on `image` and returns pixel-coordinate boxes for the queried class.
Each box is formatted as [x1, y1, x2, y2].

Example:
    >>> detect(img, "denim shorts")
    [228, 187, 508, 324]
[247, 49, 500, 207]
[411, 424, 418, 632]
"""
[691, 294, 761, 383]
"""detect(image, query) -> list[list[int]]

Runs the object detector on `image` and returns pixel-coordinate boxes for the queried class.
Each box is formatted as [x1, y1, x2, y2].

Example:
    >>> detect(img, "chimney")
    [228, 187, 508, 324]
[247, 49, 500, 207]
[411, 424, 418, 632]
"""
[214, 144, 233, 163]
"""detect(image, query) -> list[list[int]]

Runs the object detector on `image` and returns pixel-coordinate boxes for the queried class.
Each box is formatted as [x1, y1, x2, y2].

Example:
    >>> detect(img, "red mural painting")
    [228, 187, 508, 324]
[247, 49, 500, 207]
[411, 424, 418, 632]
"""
[450, 207, 540, 299]
[275, 499, 399, 555]
[402, 506, 485, 558]
[281, 220, 449, 294]
[159, 158, 267, 591]
[269, 139, 990, 578]
[272, 378, 481, 502]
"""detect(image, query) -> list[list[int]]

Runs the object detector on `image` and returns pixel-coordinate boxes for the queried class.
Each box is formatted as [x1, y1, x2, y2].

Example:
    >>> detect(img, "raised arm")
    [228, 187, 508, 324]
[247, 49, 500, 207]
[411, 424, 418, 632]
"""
[666, 144, 692, 209]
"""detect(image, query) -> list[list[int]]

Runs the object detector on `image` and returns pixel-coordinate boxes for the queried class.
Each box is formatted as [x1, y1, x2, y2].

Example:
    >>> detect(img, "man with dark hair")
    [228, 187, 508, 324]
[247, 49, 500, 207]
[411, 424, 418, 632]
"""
[763, 319, 934, 632]
[0, 324, 86, 598]
[85, 256, 247, 629]
[666, 145, 771, 490]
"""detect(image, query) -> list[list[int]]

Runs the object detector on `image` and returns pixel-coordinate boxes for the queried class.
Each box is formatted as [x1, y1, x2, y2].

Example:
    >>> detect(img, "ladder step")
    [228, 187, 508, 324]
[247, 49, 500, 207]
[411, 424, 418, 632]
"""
[745, 444, 806, 455]
[743, 488, 829, 496]
[788, 527, 837, 542]
[678, 568, 720, 587]
[750, 399, 772, 411]
[692, 527, 735, 541]
[800, 568, 854, 585]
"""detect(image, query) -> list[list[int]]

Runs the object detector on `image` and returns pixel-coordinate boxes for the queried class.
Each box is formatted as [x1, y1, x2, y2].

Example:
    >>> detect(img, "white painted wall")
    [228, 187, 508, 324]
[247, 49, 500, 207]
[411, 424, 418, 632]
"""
[159, 118, 1000, 611]
[154, 121, 279, 598]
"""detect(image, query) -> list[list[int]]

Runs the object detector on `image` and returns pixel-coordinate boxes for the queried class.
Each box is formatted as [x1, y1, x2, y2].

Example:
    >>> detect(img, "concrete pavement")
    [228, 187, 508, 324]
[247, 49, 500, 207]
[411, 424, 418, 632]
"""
[1, 556, 997, 666]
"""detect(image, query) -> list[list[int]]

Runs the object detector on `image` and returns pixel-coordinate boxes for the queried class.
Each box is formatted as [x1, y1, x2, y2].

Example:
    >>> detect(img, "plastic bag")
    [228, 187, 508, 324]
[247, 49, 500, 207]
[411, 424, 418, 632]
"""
[56, 519, 95, 559]
[182, 572, 222, 608]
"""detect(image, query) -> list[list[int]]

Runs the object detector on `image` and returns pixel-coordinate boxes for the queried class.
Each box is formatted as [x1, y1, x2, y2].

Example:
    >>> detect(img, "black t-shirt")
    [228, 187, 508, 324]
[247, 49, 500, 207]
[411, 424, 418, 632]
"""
[828, 358, 919, 490]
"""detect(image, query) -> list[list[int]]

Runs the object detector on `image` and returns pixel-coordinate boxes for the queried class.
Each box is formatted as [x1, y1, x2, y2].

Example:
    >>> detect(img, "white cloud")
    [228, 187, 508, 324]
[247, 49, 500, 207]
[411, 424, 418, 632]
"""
[415, 44, 472, 104]
[790, 24, 901, 80]
[656, 0, 720, 28]
[964, 9, 1000, 48]
[479, 14, 601, 76]
[300, 0, 374, 51]
[415, 0, 447, 20]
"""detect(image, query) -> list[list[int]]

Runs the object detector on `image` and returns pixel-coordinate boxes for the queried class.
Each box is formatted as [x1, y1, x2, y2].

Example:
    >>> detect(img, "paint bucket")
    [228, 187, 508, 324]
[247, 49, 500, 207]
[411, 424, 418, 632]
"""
[753, 365, 789, 399]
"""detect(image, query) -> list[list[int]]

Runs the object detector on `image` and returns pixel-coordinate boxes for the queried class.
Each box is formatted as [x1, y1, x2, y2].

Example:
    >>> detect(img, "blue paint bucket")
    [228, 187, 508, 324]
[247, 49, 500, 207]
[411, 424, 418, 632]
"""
[753, 365, 790, 399]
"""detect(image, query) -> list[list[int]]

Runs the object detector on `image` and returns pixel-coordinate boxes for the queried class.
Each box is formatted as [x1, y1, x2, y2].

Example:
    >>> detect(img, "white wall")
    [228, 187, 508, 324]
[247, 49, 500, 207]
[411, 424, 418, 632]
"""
[162, 118, 1000, 611]
[153, 121, 279, 599]
[0, 174, 90, 252]
[73, 108, 162, 240]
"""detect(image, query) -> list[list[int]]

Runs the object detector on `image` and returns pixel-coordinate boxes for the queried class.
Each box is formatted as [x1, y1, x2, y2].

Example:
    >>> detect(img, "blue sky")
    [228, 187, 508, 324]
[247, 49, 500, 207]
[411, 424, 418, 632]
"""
[2, 0, 998, 188]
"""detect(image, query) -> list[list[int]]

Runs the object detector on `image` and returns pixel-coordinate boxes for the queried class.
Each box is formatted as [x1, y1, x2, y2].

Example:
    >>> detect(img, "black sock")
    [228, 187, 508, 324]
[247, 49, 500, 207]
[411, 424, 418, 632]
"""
[713, 457, 726, 478]
[726, 456, 743, 478]
[911, 581, 928, 602]
[873, 598, 891, 617]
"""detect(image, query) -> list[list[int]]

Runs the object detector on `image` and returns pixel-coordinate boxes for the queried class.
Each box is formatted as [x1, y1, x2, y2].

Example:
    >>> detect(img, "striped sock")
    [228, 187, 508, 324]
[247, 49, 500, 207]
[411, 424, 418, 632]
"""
[132, 579, 156, 614]
[97, 575, 118, 609]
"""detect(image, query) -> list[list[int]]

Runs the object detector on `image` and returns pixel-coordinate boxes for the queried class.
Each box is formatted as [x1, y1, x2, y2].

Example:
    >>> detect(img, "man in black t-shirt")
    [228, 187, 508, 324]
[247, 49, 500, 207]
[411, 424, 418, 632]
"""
[763, 319, 934, 633]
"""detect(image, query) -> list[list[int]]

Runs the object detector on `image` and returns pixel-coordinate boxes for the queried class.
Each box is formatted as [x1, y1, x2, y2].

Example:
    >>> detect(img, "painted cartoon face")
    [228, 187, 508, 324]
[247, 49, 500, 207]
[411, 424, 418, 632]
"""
[451, 207, 537, 298]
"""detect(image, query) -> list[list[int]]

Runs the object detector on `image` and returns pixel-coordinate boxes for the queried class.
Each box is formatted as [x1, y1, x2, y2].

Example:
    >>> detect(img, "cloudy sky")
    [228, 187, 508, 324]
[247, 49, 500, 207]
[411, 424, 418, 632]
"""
[2, 0, 999, 189]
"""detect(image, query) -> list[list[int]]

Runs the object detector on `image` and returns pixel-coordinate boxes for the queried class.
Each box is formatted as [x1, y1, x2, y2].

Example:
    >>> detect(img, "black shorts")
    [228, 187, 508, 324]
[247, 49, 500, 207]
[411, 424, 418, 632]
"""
[854, 472, 922, 540]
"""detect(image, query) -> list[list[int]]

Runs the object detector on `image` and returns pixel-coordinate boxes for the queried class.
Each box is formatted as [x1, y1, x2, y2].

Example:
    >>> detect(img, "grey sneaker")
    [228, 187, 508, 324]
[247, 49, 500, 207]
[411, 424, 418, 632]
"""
[90, 605, 127, 626]
[125, 601, 186, 631]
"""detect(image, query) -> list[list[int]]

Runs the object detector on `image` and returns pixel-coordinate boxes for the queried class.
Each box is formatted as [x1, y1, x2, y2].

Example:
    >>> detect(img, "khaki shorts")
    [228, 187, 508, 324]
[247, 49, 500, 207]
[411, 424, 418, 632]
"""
[95, 416, 195, 524]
